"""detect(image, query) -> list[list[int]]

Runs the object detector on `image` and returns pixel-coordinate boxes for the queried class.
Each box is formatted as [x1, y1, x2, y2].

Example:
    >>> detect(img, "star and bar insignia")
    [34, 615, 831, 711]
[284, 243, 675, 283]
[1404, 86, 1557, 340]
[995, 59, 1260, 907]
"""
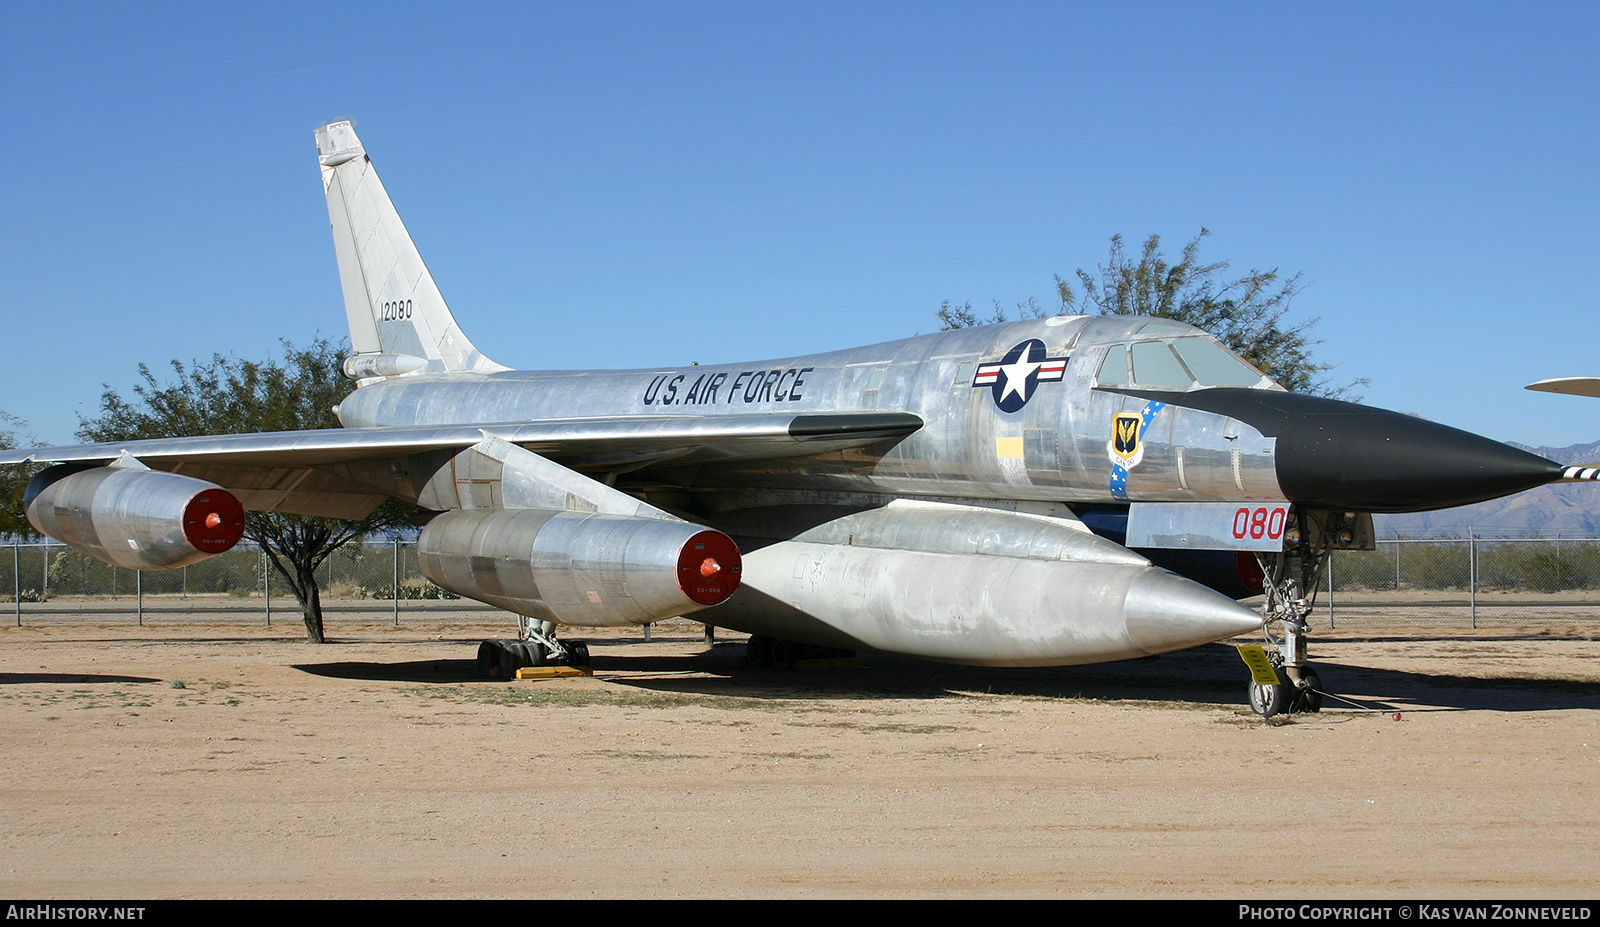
[972, 339, 1070, 412]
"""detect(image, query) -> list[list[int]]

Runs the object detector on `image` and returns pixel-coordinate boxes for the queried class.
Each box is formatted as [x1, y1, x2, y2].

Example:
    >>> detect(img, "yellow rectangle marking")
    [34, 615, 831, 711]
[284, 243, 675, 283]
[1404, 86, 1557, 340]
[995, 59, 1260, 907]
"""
[514, 665, 593, 679]
[995, 437, 1024, 459]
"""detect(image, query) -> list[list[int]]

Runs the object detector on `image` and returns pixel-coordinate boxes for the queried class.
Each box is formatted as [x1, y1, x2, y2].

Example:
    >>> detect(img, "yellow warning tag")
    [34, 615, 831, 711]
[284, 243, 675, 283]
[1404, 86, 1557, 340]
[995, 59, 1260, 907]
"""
[1236, 645, 1281, 685]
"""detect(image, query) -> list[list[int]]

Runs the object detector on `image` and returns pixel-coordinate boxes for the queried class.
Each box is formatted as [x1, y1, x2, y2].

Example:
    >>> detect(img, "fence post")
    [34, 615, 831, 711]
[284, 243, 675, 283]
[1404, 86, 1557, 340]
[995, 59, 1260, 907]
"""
[1327, 551, 1335, 629]
[13, 544, 19, 627]
[392, 535, 400, 627]
[1469, 531, 1477, 630]
[136, 569, 142, 627]
[263, 547, 271, 627]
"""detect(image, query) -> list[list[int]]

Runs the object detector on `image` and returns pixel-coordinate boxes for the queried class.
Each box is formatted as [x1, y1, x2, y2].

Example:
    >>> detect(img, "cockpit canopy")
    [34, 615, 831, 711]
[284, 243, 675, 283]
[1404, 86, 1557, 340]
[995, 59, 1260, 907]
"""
[1094, 323, 1272, 391]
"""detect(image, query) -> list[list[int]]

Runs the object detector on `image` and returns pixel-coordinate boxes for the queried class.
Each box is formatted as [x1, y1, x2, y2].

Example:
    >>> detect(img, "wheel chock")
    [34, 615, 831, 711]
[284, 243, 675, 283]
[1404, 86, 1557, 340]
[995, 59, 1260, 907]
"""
[513, 665, 593, 679]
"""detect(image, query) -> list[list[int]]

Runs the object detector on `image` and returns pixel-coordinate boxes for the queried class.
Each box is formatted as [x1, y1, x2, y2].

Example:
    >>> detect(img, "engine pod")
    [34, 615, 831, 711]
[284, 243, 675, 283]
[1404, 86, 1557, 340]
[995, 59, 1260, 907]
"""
[25, 465, 246, 570]
[417, 508, 742, 627]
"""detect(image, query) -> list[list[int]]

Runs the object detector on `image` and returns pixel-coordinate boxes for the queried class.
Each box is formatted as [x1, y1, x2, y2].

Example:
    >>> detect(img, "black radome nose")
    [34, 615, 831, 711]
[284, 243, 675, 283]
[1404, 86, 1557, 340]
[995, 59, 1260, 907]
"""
[1158, 389, 1565, 513]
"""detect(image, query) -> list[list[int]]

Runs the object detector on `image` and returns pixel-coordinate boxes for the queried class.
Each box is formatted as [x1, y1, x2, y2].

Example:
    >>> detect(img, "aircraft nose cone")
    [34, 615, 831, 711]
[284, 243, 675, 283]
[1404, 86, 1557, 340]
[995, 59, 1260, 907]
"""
[1268, 396, 1562, 512]
[1157, 389, 1565, 513]
[1123, 568, 1264, 655]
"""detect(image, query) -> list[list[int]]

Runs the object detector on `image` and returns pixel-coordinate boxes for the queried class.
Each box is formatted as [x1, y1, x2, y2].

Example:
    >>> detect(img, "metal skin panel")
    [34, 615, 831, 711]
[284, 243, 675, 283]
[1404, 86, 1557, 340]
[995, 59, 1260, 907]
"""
[712, 499, 1144, 565]
[342, 353, 426, 380]
[24, 463, 245, 570]
[1125, 502, 1293, 551]
[418, 435, 682, 518]
[416, 508, 739, 627]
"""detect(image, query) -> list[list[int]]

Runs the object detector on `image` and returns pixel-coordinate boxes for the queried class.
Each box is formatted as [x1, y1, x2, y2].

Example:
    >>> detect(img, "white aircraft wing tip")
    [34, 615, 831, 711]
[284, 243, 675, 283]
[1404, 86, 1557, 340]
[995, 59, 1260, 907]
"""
[1525, 377, 1600, 398]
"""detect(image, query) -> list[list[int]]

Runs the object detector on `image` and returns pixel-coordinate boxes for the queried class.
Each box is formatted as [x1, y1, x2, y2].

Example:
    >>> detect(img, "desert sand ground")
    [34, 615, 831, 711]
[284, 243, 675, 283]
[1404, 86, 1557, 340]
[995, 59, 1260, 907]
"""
[2, 616, 1598, 899]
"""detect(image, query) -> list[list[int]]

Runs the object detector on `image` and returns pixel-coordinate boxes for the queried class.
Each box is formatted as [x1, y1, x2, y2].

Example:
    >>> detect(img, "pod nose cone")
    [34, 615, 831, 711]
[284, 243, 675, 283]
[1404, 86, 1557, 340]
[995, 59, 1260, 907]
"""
[1124, 568, 1265, 655]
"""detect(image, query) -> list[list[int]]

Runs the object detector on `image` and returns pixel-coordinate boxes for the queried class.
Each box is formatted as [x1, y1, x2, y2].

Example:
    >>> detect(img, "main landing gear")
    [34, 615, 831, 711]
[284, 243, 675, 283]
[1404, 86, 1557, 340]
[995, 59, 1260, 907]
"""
[477, 617, 591, 679]
[1247, 509, 1371, 717]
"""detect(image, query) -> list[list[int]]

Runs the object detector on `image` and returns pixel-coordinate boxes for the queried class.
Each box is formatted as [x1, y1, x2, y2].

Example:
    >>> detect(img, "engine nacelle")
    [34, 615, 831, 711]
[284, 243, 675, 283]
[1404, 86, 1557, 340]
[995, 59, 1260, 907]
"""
[25, 465, 246, 570]
[417, 508, 741, 627]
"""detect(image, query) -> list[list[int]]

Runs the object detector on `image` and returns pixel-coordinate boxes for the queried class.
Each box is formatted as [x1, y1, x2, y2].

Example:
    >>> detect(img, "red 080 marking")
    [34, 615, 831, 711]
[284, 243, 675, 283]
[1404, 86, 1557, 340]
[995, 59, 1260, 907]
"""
[1232, 506, 1287, 541]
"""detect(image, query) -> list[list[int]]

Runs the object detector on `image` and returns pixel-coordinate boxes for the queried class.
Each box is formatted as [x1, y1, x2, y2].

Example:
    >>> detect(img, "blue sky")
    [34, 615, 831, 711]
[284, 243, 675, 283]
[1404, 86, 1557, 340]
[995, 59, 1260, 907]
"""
[2, 2, 1596, 449]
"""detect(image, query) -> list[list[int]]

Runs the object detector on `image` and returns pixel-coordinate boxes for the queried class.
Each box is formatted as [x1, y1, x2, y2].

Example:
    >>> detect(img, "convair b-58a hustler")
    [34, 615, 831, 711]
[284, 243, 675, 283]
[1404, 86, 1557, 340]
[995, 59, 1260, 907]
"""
[7, 120, 1591, 713]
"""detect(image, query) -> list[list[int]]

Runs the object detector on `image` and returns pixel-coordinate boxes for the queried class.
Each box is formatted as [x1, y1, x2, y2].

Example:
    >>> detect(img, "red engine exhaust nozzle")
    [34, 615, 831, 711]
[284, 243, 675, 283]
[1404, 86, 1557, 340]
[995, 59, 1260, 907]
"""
[182, 490, 246, 553]
[676, 530, 742, 606]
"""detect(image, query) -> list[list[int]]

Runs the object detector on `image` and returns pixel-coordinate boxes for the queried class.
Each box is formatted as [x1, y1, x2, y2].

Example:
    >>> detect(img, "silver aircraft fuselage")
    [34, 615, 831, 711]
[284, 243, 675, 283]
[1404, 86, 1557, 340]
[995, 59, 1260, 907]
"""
[337, 315, 1283, 507]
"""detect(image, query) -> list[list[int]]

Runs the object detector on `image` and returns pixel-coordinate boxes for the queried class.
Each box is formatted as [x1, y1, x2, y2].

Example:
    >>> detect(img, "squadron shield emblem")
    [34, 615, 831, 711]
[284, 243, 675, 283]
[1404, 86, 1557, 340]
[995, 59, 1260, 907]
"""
[1111, 412, 1144, 463]
[1107, 401, 1166, 500]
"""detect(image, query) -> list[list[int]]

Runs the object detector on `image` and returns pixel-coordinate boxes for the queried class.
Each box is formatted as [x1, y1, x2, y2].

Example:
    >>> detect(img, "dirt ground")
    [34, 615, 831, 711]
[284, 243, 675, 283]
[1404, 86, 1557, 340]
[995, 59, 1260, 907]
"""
[2, 618, 1599, 899]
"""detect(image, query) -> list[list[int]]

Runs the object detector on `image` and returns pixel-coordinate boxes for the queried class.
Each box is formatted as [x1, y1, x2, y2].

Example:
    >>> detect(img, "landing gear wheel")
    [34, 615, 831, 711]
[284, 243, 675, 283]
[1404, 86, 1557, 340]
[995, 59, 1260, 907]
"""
[746, 635, 772, 668]
[770, 639, 797, 670]
[1249, 680, 1288, 718]
[565, 641, 590, 668]
[525, 641, 549, 668]
[498, 642, 523, 680]
[477, 641, 499, 677]
[1291, 669, 1324, 714]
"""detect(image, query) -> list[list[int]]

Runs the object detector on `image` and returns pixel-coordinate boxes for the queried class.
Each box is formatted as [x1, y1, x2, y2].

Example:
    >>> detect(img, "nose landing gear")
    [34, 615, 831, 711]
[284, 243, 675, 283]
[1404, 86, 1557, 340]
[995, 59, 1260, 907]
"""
[1245, 652, 1323, 718]
[1245, 509, 1369, 717]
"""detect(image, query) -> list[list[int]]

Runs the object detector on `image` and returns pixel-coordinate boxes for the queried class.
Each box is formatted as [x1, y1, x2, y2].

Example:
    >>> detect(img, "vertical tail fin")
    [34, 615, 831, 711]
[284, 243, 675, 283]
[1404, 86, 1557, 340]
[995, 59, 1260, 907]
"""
[315, 120, 505, 378]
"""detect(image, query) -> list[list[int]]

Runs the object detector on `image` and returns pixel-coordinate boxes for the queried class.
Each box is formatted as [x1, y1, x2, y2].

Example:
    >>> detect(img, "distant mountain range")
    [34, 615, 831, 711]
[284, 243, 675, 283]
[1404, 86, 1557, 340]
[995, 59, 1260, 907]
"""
[1374, 440, 1600, 537]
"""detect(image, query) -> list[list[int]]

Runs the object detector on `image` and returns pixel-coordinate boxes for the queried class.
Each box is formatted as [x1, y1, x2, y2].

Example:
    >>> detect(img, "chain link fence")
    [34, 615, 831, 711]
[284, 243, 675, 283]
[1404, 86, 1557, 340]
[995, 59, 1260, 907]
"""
[3, 537, 1600, 630]
[0, 539, 498, 627]
[1317, 537, 1600, 629]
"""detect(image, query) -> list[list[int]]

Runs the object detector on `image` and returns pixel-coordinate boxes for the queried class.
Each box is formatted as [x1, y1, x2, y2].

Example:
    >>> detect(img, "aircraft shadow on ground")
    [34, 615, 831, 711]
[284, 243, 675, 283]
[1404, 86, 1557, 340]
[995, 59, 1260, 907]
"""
[292, 660, 485, 683]
[1303, 660, 1600, 712]
[291, 639, 1600, 712]
[0, 673, 161, 685]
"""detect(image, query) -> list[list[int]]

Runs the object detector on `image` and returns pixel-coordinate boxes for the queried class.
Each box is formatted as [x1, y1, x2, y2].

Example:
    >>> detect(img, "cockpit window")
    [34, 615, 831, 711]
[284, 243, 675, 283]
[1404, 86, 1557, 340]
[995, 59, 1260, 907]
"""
[1098, 336, 1270, 390]
[1136, 319, 1192, 334]
[1096, 345, 1128, 386]
[1169, 337, 1264, 387]
[1130, 341, 1192, 389]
